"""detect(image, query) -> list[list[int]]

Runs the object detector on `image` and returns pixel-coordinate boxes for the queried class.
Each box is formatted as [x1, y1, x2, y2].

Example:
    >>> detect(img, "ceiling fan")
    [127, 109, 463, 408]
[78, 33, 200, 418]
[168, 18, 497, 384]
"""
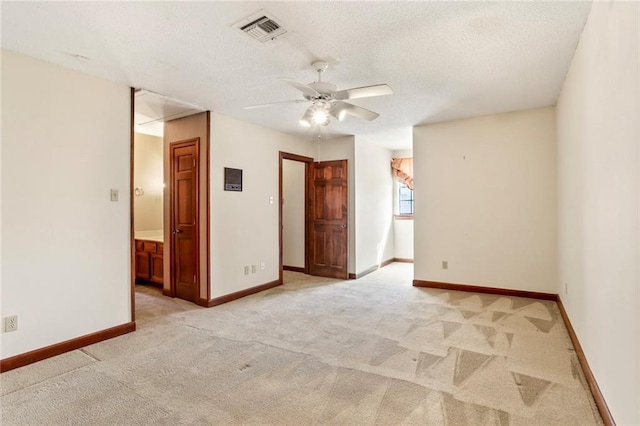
[244, 61, 393, 127]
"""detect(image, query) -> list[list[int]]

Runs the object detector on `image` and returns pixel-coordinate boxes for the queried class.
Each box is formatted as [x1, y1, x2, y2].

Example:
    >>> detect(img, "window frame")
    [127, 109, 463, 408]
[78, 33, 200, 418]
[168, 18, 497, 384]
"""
[395, 182, 414, 219]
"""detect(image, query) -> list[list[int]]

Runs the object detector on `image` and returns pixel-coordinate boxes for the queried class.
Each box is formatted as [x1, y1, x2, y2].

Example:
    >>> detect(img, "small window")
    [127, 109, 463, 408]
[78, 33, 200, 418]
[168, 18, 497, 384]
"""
[398, 183, 414, 216]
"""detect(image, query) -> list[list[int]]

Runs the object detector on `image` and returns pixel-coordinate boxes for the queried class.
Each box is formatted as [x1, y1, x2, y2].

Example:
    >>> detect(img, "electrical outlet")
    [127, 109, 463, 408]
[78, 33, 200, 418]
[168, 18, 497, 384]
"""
[5, 315, 18, 333]
[260, 261, 265, 270]
[442, 261, 448, 270]
[251, 265, 256, 273]
[244, 266, 249, 275]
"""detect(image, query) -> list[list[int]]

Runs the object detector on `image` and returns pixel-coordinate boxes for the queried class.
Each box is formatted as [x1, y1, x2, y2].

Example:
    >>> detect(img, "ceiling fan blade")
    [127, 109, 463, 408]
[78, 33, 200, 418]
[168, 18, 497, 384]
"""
[334, 84, 393, 100]
[279, 78, 320, 98]
[329, 101, 349, 121]
[244, 99, 308, 110]
[341, 102, 380, 121]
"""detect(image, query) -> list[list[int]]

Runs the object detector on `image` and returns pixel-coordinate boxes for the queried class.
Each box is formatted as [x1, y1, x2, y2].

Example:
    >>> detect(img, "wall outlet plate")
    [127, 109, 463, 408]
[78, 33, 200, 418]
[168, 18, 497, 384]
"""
[442, 261, 448, 270]
[5, 315, 18, 332]
[244, 266, 249, 275]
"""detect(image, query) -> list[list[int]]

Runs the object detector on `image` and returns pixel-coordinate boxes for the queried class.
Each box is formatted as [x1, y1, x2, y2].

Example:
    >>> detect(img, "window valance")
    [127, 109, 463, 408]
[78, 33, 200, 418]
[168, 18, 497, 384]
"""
[391, 157, 413, 190]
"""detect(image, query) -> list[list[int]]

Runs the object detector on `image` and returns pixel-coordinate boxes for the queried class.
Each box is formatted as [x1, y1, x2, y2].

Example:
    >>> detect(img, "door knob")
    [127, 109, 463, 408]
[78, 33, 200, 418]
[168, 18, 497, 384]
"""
[173, 229, 183, 234]
[341, 224, 348, 228]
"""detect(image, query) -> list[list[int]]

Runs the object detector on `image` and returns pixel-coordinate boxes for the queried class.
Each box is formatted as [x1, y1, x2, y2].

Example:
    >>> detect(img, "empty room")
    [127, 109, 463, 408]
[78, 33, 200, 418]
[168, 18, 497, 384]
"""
[1, 1, 638, 425]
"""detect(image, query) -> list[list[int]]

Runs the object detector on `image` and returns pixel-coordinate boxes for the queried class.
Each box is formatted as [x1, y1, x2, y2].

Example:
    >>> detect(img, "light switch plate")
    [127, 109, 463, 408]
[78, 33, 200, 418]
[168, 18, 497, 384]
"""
[110, 189, 119, 202]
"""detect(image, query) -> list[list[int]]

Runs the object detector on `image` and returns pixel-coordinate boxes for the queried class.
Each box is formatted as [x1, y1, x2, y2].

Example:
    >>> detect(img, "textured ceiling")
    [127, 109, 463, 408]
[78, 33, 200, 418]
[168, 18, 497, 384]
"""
[1, 1, 592, 149]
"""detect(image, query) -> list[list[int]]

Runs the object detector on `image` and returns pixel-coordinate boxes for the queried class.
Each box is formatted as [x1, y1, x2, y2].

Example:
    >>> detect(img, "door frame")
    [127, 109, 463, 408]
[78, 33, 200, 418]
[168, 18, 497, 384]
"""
[169, 138, 200, 300]
[278, 152, 313, 283]
[129, 88, 135, 322]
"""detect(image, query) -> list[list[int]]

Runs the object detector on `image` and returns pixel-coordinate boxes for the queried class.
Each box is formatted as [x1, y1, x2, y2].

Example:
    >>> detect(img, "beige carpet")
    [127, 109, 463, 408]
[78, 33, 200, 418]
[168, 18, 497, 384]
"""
[1, 263, 602, 425]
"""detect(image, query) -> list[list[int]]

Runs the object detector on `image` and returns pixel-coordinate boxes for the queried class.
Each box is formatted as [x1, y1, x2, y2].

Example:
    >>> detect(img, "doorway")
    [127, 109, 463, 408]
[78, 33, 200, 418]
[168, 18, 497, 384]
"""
[131, 90, 210, 323]
[278, 152, 349, 282]
[279, 152, 312, 283]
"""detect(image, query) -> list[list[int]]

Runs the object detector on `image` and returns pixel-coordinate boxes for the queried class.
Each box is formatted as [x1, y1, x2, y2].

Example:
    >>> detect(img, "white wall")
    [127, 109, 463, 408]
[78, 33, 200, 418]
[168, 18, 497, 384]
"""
[393, 217, 414, 260]
[413, 107, 557, 293]
[392, 149, 414, 260]
[556, 2, 639, 424]
[316, 136, 356, 274]
[133, 132, 163, 232]
[1, 50, 131, 358]
[209, 114, 312, 297]
[354, 137, 394, 273]
[282, 159, 305, 268]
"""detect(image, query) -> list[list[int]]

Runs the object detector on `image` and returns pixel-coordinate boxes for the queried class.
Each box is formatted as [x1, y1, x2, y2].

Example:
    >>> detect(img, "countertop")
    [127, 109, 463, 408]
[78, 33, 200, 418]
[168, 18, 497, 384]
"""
[135, 230, 164, 243]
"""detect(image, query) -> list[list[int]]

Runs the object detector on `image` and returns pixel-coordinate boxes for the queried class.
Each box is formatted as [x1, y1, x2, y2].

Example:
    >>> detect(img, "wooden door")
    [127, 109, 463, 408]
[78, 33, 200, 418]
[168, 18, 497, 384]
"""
[170, 140, 199, 302]
[307, 160, 348, 279]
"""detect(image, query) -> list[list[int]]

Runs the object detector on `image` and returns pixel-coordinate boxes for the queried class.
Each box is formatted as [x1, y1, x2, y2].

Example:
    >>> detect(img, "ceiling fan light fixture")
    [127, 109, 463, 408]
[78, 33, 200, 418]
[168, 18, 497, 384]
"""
[299, 108, 314, 127]
[299, 102, 330, 127]
[252, 60, 391, 128]
[312, 109, 329, 125]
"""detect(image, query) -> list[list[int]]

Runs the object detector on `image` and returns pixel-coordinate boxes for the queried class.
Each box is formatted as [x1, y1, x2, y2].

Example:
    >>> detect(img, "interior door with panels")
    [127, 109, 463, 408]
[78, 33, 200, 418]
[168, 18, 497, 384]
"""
[307, 160, 348, 279]
[170, 139, 199, 303]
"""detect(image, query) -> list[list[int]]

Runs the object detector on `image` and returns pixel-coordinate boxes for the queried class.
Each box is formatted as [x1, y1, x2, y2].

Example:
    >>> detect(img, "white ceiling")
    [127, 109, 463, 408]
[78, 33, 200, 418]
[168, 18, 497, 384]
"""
[134, 89, 205, 137]
[1, 1, 592, 150]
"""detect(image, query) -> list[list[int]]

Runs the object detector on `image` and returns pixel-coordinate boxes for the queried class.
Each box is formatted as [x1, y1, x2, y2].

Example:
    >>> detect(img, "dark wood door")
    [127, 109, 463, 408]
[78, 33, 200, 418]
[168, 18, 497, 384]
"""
[307, 160, 348, 279]
[170, 140, 199, 302]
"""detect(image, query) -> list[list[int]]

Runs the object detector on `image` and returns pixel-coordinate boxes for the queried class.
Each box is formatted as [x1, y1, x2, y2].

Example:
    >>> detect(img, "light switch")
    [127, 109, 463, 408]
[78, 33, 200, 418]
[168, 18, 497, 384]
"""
[110, 189, 119, 202]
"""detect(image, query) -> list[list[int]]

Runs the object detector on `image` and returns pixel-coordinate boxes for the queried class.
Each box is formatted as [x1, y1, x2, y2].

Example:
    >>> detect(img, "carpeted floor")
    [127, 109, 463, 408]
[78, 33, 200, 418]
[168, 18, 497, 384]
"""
[1, 263, 602, 425]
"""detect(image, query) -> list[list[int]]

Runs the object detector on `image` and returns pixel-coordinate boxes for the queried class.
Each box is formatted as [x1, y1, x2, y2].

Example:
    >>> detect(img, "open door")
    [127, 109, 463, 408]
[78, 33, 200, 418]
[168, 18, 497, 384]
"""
[307, 160, 349, 279]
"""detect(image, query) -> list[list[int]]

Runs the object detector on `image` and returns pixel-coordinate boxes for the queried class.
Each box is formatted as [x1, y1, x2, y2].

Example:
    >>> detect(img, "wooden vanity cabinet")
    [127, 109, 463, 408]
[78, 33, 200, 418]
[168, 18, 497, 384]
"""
[150, 244, 164, 284]
[135, 240, 163, 285]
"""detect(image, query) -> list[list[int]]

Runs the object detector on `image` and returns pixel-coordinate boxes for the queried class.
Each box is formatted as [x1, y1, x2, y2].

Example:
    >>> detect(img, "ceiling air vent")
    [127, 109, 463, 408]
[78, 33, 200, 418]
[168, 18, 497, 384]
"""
[234, 10, 287, 43]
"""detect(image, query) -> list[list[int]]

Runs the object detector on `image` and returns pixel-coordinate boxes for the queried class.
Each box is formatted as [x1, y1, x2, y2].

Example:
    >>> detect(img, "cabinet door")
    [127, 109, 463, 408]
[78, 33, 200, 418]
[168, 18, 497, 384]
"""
[150, 252, 164, 284]
[135, 252, 150, 280]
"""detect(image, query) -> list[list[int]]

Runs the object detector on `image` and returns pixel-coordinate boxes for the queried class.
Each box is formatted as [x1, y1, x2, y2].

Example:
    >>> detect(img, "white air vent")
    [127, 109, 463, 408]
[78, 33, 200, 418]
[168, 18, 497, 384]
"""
[234, 10, 287, 43]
